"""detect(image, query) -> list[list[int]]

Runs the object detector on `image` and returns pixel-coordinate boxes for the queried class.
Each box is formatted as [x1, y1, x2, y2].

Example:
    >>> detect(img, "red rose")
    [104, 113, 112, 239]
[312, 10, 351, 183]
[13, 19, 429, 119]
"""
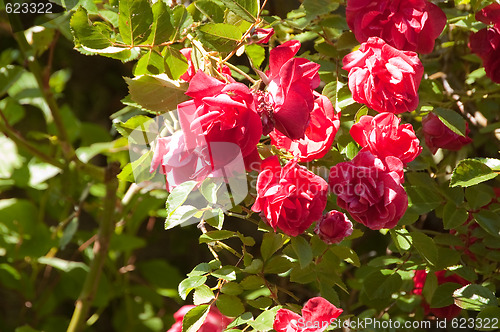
[167, 305, 232, 332]
[350, 112, 422, 165]
[314, 210, 353, 245]
[273, 297, 343, 332]
[246, 27, 274, 44]
[270, 93, 340, 162]
[469, 4, 500, 83]
[412, 270, 469, 319]
[342, 37, 424, 114]
[329, 150, 407, 230]
[346, 0, 447, 54]
[421, 112, 472, 154]
[178, 71, 263, 161]
[257, 40, 321, 139]
[179, 48, 233, 82]
[251, 156, 328, 237]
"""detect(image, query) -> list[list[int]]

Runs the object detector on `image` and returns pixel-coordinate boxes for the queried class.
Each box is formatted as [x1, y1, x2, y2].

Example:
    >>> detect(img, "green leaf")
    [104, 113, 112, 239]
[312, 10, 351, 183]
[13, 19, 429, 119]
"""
[453, 284, 498, 311]
[240, 275, 264, 290]
[113, 115, 154, 141]
[197, 23, 242, 53]
[363, 270, 402, 300]
[477, 307, 500, 331]
[249, 306, 281, 331]
[221, 282, 243, 295]
[433, 108, 467, 137]
[191, 0, 225, 23]
[205, 208, 225, 230]
[182, 304, 210, 332]
[178, 276, 207, 300]
[260, 233, 287, 261]
[263, 256, 293, 274]
[146, 0, 174, 45]
[291, 237, 313, 269]
[118, 0, 153, 46]
[242, 259, 263, 274]
[200, 179, 221, 205]
[78, 45, 140, 62]
[216, 294, 245, 317]
[411, 232, 438, 267]
[117, 150, 153, 183]
[442, 202, 469, 230]
[390, 229, 412, 252]
[59, 217, 78, 250]
[336, 30, 359, 50]
[164, 47, 189, 80]
[406, 185, 443, 214]
[211, 266, 238, 281]
[0, 65, 23, 97]
[226, 312, 254, 329]
[465, 184, 494, 209]
[134, 50, 165, 76]
[218, 0, 259, 22]
[70, 7, 113, 49]
[171, 5, 193, 41]
[199, 230, 236, 243]
[193, 284, 215, 305]
[245, 44, 265, 68]
[37, 257, 88, 273]
[166, 181, 198, 216]
[247, 296, 273, 309]
[303, 0, 339, 17]
[474, 210, 500, 238]
[165, 205, 200, 230]
[430, 282, 464, 308]
[330, 245, 360, 267]
[0, 135, 22, 179]
[125, 74, 189, 113]
[322, 81, 355, 113]
[451, 159, 498, 187]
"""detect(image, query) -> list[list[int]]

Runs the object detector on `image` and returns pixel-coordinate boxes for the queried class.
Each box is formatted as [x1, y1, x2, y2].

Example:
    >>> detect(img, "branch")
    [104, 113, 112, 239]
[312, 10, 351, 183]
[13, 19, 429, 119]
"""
[67, 163, 120, 332]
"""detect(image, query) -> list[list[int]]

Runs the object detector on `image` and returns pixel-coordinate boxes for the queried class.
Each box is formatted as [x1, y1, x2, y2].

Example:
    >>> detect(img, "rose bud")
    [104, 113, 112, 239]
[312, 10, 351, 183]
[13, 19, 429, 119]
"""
[314, 210, 353, 245]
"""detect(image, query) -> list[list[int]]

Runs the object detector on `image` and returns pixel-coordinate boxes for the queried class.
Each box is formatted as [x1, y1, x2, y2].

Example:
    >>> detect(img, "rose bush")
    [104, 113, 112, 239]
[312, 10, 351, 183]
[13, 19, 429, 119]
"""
[342, 37, 424, 114]
[346, 0, 447, 54]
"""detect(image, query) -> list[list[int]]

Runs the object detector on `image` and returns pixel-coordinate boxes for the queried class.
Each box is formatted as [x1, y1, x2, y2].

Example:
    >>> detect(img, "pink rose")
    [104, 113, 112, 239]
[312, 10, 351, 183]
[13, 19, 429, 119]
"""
[178, 71, 263, 160]
[270, 93, 340, 162]
[179, 48, 233, 82]
[314, 210, 353, 245]
[469, 4, 500, 83]
[251, 156, 328, 237]
[346, 0, 447, 54]
[342, 37, 424, 114]
[350, 112, 421, 165]
[167, 305, 232, 332]
[246, 27, 274, 44]
[257, 40, 321, 139]
[412, 270, 469, 319]
[329, 150, 407, 230]
[421, 112, 472, 154]
[273, 297, 343, 332]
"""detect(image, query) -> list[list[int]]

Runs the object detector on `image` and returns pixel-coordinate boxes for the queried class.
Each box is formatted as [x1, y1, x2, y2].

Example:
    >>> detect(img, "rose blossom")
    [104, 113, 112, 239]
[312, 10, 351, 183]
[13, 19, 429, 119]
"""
[350, 112, 421, 165]
[469, 4, 500, 83]
[270, 93, 340, 162]
[413, 270, 469, 319]
[177, 71, 263, 161]
[257, 40, 321, 139]
[251, 156, 328, 237]
[346, 0, 447, 54]
[273, 297, 343, 332]
[167, 305, 232, 332]
[421, 112, 472, 154]
[342, 37, 424, 114]
[329, 150, 407, 230]
[314, 210, 353, 245]
[179, 48, 233, 82]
